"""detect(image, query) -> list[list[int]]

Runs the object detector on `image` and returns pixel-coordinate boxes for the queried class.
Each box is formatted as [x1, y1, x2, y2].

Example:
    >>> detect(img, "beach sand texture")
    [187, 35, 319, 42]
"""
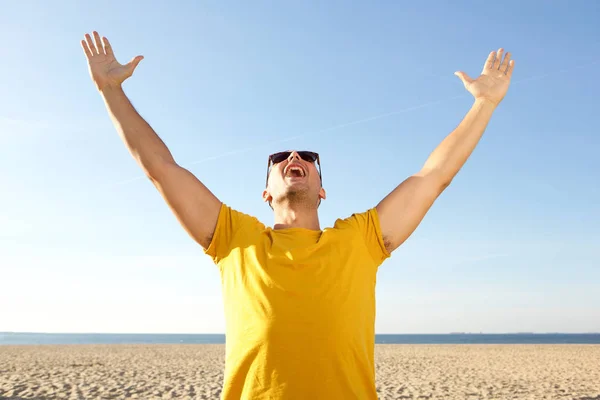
[1, 344, 599, 399]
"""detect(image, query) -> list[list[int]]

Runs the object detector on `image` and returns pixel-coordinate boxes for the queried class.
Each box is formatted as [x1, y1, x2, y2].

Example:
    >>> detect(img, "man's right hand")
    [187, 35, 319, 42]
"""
[81, 31, 144, 91]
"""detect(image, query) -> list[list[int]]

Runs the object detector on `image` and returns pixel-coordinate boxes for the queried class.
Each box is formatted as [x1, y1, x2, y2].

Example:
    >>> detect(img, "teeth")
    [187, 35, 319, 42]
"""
[287, 166, 305, 176]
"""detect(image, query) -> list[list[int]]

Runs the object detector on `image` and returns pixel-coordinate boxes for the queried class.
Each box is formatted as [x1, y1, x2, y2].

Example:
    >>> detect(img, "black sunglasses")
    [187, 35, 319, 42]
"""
[266, 151, 322, 186]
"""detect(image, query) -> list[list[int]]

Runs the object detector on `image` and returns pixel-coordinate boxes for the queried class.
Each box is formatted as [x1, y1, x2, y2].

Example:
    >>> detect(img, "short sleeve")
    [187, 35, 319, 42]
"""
[335, 208, 391, 266]
[204, 203, 263, 264]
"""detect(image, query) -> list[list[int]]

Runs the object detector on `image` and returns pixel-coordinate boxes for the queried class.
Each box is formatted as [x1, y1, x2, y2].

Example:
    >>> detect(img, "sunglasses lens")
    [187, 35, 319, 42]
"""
[271, 152, 291, 164]
[298, 151, 318, 162]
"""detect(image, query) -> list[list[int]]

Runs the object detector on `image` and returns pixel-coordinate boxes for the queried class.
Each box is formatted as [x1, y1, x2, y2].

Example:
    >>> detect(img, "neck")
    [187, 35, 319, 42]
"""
[273, 202, 321, 231]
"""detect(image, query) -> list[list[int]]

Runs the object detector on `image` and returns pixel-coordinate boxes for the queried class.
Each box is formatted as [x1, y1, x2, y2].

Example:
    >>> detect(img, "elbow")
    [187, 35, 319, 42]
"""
[142, 158, 175, 182]
[140, 161, 161, 181]
[431, 168, 453, 192]
[439, 177, 452, 191]
[419, 168, 452, 194]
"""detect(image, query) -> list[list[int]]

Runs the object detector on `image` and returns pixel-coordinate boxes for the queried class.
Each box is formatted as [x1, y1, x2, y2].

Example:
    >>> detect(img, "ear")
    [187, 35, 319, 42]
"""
[262, 188, 272, 203]
[319, 187, 326, 200]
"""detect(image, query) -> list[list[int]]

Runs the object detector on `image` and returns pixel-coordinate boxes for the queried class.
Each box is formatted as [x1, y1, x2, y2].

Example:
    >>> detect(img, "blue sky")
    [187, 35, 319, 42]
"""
[1, 1, 598, 334]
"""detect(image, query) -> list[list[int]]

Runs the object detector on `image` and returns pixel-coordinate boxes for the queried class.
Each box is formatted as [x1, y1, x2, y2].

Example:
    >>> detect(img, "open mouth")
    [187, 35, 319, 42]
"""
[284, 164, 306, 178]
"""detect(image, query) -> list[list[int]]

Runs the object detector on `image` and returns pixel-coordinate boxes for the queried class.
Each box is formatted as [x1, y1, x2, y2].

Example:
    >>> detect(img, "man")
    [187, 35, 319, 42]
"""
[81, 31, 514, 399]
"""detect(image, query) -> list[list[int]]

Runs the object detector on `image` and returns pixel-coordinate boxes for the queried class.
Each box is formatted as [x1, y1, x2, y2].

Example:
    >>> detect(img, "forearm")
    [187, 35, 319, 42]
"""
[101, 85, 175, 176]
[422, 98, 496, 184]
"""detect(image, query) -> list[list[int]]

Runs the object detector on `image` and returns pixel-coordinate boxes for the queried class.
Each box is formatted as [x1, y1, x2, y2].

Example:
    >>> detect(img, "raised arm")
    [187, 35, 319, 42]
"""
[81, 31, 221, 249]
[376, 48, 515, 253]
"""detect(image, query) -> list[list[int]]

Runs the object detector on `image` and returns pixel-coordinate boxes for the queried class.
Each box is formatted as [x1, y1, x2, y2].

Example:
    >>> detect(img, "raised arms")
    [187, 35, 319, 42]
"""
[376, 48, 515, 253]
[81, 31, 221, 249]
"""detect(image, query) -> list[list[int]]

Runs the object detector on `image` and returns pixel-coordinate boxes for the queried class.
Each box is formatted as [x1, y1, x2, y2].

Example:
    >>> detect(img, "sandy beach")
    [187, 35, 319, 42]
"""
[1, 344, 599, 399]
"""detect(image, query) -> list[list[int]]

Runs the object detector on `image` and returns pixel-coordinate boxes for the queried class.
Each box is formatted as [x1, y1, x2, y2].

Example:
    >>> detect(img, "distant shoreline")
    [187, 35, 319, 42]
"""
[3, 332, 599, 335]
[3, 332, 600, 346]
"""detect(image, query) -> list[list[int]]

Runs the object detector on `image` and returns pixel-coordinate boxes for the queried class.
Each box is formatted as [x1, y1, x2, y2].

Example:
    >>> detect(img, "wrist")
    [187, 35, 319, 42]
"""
[474, 97, 498, 109]
[99, 83, 124, 97]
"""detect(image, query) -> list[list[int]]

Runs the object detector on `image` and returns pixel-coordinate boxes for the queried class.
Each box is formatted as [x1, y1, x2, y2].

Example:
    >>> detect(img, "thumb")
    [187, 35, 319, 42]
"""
[454, 71, 473, 85]
[126, 55, 144, 73]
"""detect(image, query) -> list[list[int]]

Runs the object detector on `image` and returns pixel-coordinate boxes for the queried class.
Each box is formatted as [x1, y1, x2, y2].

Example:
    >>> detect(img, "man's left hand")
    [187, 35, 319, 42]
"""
[454, 48, 515, 107]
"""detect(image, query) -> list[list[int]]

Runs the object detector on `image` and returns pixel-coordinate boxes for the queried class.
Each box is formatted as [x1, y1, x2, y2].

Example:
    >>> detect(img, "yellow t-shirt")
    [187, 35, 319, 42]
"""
[205, 203, 390, 399]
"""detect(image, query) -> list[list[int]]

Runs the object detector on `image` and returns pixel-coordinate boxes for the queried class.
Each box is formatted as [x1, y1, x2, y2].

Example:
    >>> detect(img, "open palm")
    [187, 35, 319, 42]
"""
[455, 48, 515, 106]
[81, 31, 143, 91]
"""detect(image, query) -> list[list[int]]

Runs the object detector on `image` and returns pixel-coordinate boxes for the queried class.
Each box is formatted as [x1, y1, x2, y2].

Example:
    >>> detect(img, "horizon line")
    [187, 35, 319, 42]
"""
[2, 331, 599, 335]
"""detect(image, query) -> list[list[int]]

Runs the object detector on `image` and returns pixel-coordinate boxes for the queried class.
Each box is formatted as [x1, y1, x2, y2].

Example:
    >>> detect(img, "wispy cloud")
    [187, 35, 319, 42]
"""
[0, 115, 106, 139]
[0, 116, 52, 135]
[106, 58, 600, 187]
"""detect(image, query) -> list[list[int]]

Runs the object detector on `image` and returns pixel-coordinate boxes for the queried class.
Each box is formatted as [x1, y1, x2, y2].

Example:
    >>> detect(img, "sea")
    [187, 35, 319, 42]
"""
[1, 333, 600, 346]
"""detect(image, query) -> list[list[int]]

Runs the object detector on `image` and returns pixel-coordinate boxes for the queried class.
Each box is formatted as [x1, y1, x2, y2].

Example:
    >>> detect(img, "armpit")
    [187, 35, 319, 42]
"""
[382, 234, 394, 254]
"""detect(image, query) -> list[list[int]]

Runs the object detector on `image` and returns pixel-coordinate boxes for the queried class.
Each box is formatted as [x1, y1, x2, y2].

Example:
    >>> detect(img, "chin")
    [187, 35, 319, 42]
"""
[284, 179, 309, 189]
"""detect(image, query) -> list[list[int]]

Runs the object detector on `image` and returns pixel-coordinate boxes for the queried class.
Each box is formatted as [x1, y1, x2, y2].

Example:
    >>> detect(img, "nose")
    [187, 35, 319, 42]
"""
[287, 151, 301, 162]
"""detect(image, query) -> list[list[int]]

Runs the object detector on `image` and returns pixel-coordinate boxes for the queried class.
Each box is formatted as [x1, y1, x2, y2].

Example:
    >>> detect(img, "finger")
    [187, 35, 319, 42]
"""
[80, 39, 92, 59]
[127, 56, 144, 73]
[93, 31, 105, 55]
[493, 48, 504, 69]
[454, 71, 473, 85]
[85, 33, 97, 55]
[102, 36, 114, 57]
[484, 51, 496, 70]
[506, 59, 515, 78]
[500, 51, 511, 74]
